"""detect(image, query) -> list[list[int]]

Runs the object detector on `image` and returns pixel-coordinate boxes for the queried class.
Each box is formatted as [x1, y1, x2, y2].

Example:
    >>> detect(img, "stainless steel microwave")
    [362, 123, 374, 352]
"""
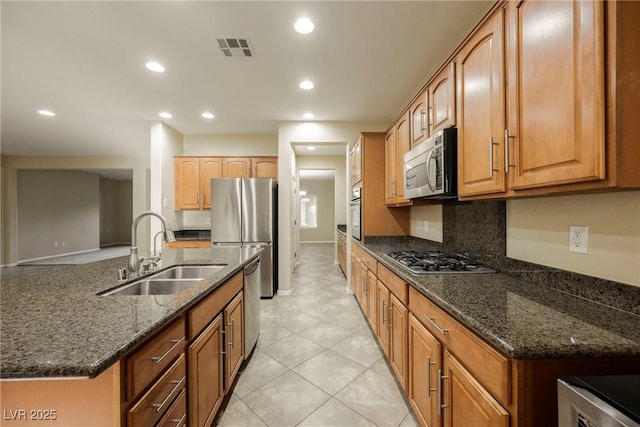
[403, 128, 457, 199]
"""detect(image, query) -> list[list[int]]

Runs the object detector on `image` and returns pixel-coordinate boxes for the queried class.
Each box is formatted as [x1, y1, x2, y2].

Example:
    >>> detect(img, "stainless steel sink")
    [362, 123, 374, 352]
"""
[101, 279, 202, 296]
[148, 265, 226, 280]
[100, 265, 226, 296]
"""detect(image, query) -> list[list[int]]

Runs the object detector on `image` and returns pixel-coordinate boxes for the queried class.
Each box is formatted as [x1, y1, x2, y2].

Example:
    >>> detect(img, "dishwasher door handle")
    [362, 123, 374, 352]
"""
[244, 258, 260, 276]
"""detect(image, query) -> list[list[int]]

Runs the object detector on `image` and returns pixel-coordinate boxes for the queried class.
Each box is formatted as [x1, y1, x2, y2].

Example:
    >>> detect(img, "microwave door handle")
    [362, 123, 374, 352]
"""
[426, 151, 437, 192]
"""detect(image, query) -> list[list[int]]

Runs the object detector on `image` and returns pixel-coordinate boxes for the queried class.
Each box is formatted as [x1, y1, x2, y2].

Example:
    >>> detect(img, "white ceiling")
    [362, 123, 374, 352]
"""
[1, 1, 492, 157]
[299, 169, 336, 181]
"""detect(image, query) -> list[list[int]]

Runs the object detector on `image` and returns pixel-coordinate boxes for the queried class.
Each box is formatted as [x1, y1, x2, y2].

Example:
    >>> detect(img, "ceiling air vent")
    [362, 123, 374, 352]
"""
[217, 37, 254, 58]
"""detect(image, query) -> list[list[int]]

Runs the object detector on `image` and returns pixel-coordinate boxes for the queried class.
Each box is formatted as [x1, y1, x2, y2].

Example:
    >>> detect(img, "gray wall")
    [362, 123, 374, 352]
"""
[299, 179, 335, 242]
[100, 178, 132, 246]
[17, 170, 100, 261]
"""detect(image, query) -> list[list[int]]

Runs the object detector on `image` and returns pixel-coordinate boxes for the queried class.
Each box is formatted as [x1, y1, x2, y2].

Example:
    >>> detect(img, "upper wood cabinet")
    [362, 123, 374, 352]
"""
[506, 0, 605, 190]
[175, 156, 277, 210]
[175, 157, 223, 210]
[252, 157, 278, 180]
[457, 1, 620, 200]
[456, 7, 507, 198]
[350, 136, 363, 185]
[224, 158, 251, 178]
[385, 112, 412, 206]
[428, 62, 456, 135]
[410, 90, 428, 147]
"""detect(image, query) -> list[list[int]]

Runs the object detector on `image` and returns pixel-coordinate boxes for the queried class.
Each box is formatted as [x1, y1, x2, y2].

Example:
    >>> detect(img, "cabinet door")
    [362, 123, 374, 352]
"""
[507, 0, 605, 190]
[200, 158, 223, 210]
[175, 158, 201, 210]
[442, 350, 509, 427]
[367, 269, 378, 332]
[188, 314, 224, 427]
[376, 281, 390, 357]
[456, 8, 507, 197]
[389, 294, 408, 392]
[429, 62, 456, 134]
[384, 128, 396, 205]
[224, 158, 251, 178]
[394, 112, 411, 205]
[408, 314, 441, 427]
[224, 291, 244, 390]
[252, 157, 278, 180]
[351, 254, 362, 305]
[410, 90, 428, 147]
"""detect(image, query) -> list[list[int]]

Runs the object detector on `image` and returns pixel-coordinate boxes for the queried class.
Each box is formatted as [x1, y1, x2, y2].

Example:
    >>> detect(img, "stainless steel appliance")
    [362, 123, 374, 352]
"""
[558, 376, 640, 427]
[350, 185, 361, 241]
[242, 257, 260, 359]
[404, 127, 457, 199]
[211, 178, 278, 298]
[385, 250, 495, 274]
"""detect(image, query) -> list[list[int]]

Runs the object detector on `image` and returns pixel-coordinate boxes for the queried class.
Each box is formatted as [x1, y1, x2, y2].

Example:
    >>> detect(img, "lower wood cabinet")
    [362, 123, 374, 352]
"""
[224, 291, 244, 392]
[188, 314, 224, 427]
[409, 314, 441, 427]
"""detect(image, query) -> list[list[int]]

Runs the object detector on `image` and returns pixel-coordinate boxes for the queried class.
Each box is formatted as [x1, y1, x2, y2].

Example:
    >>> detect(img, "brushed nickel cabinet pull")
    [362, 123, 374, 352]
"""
[489, 137, 499, 176]
[168, 413, 187, 426]
[428, 106, 433, 128]
[421, 109, 426, 132]
[152, 337, 185, 365]
[505, 128, 516, 172]
[221, 330, 226, 355]
[152, 376, 185, 413]
[426, 356, 437, 396]
[228, 320, 235, 348]
[438, 369, 449, 415]
[423, 315, 449, 335]
[381, 300, 387, 325]
[387, 305, 393, 328]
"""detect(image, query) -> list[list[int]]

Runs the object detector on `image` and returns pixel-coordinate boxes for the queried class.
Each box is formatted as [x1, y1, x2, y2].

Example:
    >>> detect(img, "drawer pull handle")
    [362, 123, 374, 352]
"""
[423, 315, 449, 335]
[153, 376, 186, 413]
[438, 369, 449, 415]
[381, 301, 387, 325]
[426, 356, 437, 396]
[387, 305, 393, 328]
[169, 413, 187, 426]
[152, 337, 185, 365]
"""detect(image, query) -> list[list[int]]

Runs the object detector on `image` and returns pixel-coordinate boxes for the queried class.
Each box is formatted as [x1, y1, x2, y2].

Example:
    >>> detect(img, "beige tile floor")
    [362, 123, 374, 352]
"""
[217, 243, 417, 427]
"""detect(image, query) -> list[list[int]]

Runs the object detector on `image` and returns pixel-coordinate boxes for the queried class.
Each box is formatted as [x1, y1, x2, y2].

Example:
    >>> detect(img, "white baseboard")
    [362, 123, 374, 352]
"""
[18, 248, 99, 264]
[1, 262, 18, 268]
[345, 286, 354, 295]
[277, 289, 293, 296]
[300, 241, 334, 244]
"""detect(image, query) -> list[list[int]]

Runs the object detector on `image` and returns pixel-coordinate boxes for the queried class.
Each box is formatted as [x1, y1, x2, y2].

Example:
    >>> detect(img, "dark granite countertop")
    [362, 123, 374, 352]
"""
[0, 247, 260, 379]
[174, 229, 210, 240]
[359, 238, 640, 360]
[337, 224, 346, 234]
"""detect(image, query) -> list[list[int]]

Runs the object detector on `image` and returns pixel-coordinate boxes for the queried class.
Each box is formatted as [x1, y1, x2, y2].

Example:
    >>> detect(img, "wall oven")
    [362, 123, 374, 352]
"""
[403, 127, 457, 199]
[350, 186, 361, 241]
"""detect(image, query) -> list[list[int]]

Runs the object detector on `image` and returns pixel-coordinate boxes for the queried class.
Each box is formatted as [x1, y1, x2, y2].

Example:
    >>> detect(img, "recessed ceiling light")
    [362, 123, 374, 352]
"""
[38, 110, 55, 117]
[307, 146, 316, 151]
[294, 17, 315, 34]
[202, 112, 215, 119]
[158, 112, 172, 119]
[145, 61, 165, 73]
[302, 112, 314, 119]
[299, 80, 314, 90]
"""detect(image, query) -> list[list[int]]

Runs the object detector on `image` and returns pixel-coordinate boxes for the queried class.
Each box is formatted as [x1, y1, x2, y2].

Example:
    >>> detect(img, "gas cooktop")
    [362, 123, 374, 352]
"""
[384, 250, 496, 274]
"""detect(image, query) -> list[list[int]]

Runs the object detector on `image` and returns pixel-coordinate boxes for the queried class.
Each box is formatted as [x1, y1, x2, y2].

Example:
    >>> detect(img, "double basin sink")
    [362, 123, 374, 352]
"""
[100, 265, 226, 296]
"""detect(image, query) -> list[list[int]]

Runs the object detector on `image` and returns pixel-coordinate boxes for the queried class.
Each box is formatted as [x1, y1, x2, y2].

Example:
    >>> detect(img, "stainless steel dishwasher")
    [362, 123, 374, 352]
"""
[243, 257, 260, 359]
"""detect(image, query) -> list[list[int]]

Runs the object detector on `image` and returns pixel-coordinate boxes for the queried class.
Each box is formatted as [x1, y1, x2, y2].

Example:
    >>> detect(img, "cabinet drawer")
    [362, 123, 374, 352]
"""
[360, 250, 377, 276]
[155, 388, 187, 427]
[351, 241, 363, 259]
[408, 287, 510, 405]
[128, 353, 186, 427]
[188, 271, 243, 340]
[127, 316, 186, 401]
[377, 263, 408, 305]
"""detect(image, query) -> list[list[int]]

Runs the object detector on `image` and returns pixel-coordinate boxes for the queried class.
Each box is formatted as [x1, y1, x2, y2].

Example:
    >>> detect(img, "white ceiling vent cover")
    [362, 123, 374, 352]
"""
[217, 37, 255, 58]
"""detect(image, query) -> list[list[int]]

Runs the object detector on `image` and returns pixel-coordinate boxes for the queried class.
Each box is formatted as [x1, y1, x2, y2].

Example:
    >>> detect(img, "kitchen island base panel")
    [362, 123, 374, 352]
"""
[0, 362, 122, 426]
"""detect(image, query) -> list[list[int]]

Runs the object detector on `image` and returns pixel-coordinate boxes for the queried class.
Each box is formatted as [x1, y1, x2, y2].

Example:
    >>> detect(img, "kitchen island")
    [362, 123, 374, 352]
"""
[1, 246, 260, 426]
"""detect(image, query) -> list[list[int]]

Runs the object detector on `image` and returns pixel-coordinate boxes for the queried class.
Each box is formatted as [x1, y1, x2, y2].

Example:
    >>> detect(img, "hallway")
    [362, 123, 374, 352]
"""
[217, 243, 417, 426]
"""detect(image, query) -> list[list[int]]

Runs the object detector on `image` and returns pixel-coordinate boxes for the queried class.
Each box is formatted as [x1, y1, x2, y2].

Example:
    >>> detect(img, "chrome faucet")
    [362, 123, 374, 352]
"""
[128, 211, 176, 277]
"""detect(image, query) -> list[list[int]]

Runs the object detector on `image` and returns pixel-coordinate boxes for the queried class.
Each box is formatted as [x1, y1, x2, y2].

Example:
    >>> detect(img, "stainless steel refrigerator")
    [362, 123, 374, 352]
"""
[210, 178, 278, 298]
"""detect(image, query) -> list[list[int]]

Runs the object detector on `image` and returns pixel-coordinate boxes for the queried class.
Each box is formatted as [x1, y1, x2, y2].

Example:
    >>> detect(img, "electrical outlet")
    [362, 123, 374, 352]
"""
[416, 221, 422, 231]
[569, 226, 588, 254]
[423, 221, 429, 232]
[54, 241, 58, 247]
[61, 241, 66, 247]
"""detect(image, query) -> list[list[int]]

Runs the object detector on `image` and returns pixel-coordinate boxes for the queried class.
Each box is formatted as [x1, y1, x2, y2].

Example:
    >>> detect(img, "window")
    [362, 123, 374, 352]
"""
[300, 192, 317, 228]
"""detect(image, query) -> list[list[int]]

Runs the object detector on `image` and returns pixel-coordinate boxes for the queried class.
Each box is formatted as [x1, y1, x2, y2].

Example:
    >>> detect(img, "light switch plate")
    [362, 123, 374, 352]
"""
[569, 226, 588, 254]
